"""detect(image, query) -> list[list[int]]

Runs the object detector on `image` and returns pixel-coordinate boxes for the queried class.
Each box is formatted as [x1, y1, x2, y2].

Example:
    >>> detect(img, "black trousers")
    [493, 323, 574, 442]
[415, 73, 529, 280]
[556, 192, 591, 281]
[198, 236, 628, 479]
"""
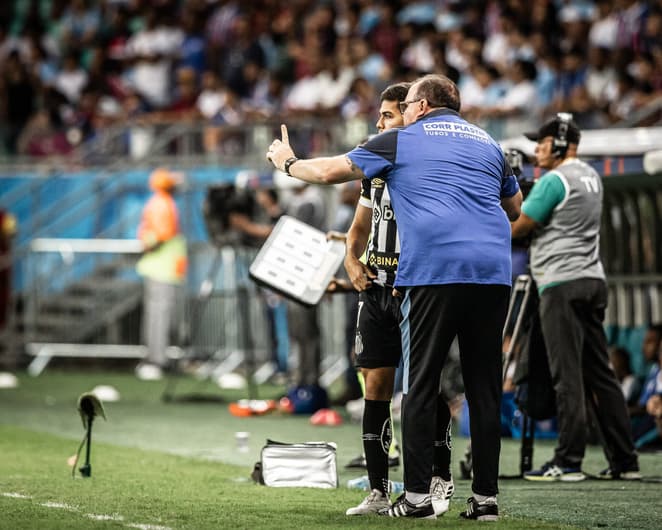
[400, 283, 509, 496]
[539, 279, 638, 470]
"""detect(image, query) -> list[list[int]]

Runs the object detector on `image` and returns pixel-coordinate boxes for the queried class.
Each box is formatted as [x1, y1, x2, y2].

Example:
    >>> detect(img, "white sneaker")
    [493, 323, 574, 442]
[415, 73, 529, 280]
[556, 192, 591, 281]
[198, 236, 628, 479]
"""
[346, 489, 391, 515]
[430, 475, 454, 516]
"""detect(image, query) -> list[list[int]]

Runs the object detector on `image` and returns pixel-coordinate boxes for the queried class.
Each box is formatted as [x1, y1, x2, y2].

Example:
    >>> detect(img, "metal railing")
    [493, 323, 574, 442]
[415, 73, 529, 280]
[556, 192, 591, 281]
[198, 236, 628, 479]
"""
[20, 237, 349, 381]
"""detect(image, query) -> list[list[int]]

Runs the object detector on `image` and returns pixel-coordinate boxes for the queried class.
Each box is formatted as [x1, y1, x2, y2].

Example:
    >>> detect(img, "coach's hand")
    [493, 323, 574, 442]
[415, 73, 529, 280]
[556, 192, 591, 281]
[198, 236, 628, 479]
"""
[266, 124, 295, 172]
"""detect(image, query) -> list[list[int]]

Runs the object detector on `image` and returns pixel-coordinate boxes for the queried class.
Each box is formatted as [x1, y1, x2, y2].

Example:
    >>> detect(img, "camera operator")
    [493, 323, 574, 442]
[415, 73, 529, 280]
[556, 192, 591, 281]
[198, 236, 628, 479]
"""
[511, 114, 640, 482]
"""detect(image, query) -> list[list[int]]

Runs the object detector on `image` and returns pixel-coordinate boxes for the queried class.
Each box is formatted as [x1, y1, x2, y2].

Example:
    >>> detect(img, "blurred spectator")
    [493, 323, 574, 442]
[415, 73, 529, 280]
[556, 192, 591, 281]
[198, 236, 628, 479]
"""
[178, 9, 206, 77]
[218, 11, 265, 96]
[557, 4, 594, 52]
[58, 0, 101, 56]
[341, 77, 376, 120]
[609, 346, 641, 405]
[585, 46, 617, 111]
[17, 108, 73, 157]
[244, 71, 287, 120]
[480, 59, 539, 138]
[399, 22, 437, 73]
[0, 50, 35, 154]
[629, 323, 662, 446]
[461, 61, 506, 121]
[53, 51, 88, 104]
[614, 0, 649, 51]
[589, 1, 620, 50]
[124, 7, 181, 110]
[605, 71, 649, 123]
[644, 380, 662, 449]
[161, 66, 200, 121]
[551, 47, 588, 114]
[635, 327, 662, 450]
[640, 7, 662, 56]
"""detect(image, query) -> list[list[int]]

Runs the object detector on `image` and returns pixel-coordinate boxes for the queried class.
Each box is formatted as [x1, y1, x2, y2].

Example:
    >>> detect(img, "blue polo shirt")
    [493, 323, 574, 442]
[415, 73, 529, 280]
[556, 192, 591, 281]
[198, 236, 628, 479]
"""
[347, 109, 519, 288]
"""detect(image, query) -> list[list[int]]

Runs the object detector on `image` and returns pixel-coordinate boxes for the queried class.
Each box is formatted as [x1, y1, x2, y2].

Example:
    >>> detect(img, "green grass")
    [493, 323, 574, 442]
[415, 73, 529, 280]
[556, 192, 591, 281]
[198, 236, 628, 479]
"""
[1, 371, 661, 529]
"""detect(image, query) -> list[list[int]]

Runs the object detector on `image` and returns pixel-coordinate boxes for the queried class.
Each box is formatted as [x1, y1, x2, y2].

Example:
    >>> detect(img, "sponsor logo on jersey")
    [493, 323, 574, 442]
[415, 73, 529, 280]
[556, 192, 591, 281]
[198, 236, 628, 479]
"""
[373, 203, 395, 223]
[368, 252, 399, 268]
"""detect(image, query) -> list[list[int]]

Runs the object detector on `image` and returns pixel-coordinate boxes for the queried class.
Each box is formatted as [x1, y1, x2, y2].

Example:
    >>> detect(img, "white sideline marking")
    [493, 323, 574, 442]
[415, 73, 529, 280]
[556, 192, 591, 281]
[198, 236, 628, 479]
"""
[2, 491, 172, 530]
[136, 522, 171, 529]
[40, 501, 78, 509]
[2, 492, 31, 499]
[86, 513, 125, 521]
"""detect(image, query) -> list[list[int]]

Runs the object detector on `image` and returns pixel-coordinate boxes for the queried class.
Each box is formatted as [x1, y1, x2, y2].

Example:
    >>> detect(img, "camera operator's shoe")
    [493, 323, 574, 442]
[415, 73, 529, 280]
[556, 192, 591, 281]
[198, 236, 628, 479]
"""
[345, 454, 367, 469]
[379, 493, 436, 519]
[430, 476, 454, 516]
[345, 453, 400, 469]
[345, 489, 390, 515]
[597, 466, 642, 480]
[524, 461, 586, 482]
[459, 496, 498, 521]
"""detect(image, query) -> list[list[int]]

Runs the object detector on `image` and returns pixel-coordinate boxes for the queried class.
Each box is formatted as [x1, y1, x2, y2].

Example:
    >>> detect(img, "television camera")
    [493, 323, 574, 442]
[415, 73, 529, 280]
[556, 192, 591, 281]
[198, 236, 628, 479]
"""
[203, 184, 258, 248]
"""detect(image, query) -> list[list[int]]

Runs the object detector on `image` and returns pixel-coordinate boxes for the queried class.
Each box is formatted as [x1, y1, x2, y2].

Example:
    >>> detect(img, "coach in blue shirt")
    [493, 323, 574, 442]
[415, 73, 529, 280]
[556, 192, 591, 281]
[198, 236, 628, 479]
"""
[267, 74, 522, 520]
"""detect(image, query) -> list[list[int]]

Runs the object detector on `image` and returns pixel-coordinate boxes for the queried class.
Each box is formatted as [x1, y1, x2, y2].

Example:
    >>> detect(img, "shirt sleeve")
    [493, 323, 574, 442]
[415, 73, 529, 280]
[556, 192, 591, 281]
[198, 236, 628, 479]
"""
[358, 178, 371, 209]
[521, 171, 566, 224]
[346, 129, 397, 180]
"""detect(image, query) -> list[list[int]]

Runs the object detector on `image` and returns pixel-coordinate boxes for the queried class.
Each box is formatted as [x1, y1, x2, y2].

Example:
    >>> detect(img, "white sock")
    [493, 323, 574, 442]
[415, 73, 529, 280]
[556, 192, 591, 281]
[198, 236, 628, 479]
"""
[405, 491, 430, 504]
[473, 493, 497, 504]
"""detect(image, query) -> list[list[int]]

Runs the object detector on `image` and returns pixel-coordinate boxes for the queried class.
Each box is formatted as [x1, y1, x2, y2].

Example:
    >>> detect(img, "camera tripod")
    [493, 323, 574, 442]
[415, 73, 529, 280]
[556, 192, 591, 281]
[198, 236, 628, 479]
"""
[161, 243, 259, 402]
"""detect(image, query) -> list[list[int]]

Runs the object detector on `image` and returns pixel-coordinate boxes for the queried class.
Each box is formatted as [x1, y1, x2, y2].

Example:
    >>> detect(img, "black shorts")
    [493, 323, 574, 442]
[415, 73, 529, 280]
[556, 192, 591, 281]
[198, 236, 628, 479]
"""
[354, 284, 402, 369]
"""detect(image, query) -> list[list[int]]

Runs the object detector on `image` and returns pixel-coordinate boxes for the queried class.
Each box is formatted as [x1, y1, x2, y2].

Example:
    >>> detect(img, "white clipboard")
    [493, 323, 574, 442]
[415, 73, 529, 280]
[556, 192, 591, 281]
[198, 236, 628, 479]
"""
[249, 216, 346, 306]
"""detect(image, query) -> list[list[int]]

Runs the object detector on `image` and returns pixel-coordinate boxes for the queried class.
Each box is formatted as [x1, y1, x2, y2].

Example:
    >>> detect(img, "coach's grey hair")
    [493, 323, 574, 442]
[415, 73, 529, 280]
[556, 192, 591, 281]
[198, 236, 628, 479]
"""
[412, 74, 461, 112]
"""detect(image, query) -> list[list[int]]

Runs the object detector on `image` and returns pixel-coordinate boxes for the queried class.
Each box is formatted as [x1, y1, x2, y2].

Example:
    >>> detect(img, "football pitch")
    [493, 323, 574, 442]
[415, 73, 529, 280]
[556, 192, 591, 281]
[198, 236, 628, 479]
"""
[1, 371, 661, 529]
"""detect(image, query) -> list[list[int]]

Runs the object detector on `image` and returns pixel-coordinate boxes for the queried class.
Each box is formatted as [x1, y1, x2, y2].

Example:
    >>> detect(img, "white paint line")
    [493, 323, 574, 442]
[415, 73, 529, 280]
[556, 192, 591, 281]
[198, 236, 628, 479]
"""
[40, 501, 78, 510]
[2, 492, 31, 499]
[126, 523, 172, 530]
[2, 492, 173, 530]
[85, 513, 125, 522]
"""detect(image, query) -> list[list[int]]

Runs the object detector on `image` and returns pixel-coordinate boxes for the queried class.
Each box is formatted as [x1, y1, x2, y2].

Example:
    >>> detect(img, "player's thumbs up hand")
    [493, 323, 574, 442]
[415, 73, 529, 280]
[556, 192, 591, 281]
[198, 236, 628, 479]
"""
[266, 123, 295, 171]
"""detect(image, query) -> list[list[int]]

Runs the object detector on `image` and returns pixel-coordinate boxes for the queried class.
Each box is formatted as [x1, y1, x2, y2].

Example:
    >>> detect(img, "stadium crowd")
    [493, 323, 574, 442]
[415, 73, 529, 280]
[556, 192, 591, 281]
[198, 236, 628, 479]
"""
[0, 0, 661, 157]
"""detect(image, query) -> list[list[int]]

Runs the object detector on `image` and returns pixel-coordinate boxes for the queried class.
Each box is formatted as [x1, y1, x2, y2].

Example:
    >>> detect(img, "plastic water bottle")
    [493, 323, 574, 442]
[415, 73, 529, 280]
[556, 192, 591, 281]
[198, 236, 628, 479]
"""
[347, 475, 404, 494]
[346, 475, 370, 491]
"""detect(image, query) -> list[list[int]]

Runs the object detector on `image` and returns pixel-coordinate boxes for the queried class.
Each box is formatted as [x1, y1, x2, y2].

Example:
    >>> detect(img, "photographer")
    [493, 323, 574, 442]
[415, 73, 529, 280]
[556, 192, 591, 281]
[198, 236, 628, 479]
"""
[511, 114, 640, 482]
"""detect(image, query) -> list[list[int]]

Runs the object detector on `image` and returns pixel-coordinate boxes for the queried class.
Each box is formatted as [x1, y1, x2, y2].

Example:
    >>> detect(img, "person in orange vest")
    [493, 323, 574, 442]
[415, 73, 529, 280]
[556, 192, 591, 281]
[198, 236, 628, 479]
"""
[135, 168, 187, 380]
[0, 209, 17, 334]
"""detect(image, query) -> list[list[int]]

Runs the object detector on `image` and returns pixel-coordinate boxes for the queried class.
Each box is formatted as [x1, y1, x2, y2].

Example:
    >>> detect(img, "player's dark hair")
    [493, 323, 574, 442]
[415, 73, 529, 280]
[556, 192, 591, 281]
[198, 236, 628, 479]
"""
[380, 82, 411, 104]
[413, 74, 461, 112]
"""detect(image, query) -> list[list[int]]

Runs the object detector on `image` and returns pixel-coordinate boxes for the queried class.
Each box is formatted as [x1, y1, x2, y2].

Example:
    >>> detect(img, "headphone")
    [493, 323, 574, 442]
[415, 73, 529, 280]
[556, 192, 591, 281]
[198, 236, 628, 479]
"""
[552, 112, 573, 158]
